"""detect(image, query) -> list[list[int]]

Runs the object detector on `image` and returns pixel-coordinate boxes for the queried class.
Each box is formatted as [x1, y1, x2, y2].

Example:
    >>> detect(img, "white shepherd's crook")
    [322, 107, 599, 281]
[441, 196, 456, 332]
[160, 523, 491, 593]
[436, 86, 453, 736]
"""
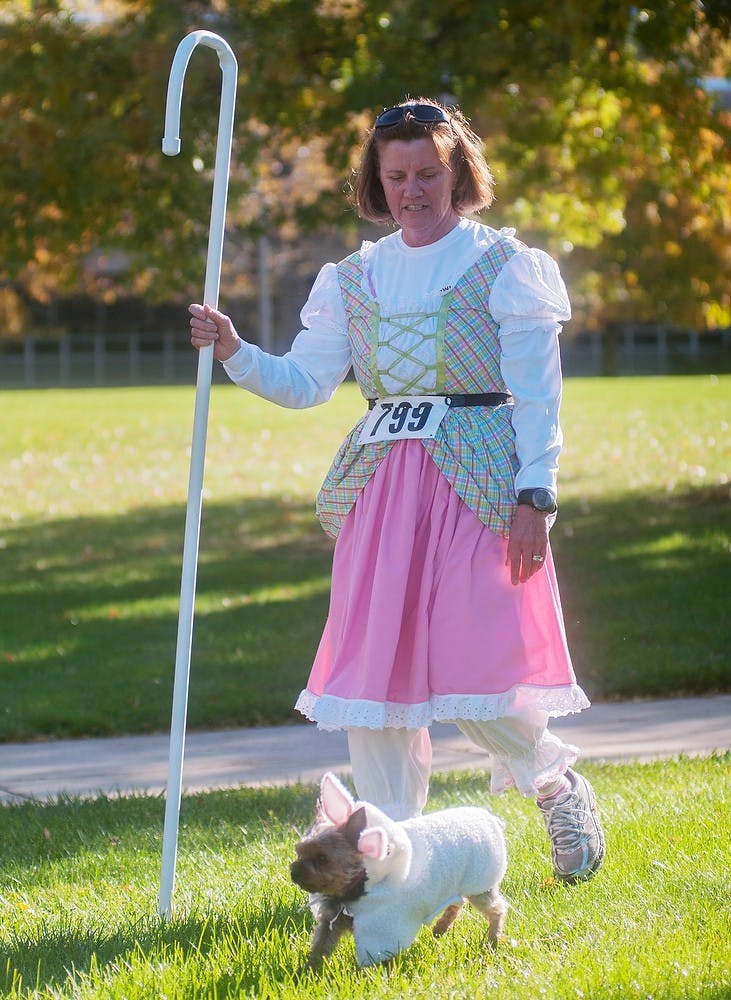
[159, 30, 238, 919]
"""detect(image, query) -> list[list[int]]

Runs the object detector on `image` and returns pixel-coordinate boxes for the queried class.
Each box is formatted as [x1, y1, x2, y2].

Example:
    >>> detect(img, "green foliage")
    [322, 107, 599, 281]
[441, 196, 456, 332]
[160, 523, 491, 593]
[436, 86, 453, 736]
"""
[0, 758, 729, 997]
[0, 378, 728, 741]
[0, 1, 208, 300]
[0, 0, 728, 325]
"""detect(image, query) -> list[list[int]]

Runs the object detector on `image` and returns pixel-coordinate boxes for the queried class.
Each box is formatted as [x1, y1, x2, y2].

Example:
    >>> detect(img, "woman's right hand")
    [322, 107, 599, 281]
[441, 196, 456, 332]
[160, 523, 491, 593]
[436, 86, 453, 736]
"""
[188, 303, 242, 362]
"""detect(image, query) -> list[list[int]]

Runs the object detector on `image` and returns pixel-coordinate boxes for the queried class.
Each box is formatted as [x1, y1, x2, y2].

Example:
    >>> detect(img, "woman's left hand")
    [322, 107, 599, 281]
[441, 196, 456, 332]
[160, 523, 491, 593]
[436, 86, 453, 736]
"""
[506, 505, 550, 585]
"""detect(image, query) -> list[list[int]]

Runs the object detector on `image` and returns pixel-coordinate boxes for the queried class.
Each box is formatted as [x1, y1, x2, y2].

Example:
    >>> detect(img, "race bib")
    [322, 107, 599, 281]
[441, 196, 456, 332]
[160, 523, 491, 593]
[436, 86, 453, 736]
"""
[357, 396, 449, 445]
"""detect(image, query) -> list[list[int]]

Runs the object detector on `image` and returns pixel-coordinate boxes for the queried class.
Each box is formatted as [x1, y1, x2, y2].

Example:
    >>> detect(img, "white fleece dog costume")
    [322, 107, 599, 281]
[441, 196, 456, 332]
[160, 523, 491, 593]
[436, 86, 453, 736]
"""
[316, 772, 508, 966]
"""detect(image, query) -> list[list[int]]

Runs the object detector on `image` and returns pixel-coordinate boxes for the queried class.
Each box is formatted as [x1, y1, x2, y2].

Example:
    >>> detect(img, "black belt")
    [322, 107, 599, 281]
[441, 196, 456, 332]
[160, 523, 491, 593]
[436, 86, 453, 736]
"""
[368, 392, 511, 410]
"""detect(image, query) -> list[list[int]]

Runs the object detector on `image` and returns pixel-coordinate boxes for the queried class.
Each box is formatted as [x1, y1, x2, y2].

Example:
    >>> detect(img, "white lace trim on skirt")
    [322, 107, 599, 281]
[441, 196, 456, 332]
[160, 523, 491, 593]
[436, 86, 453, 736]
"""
[294, 683, 590, 733]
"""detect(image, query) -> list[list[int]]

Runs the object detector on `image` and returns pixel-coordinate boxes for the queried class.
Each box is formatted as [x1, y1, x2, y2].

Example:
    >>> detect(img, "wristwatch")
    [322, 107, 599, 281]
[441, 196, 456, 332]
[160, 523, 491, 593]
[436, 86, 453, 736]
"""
[517, 488, 557, 514]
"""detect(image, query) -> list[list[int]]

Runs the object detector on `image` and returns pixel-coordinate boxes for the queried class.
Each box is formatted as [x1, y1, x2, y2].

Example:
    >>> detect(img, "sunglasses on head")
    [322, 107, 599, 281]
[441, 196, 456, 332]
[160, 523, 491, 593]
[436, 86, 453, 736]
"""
[374, 103, 451, 128]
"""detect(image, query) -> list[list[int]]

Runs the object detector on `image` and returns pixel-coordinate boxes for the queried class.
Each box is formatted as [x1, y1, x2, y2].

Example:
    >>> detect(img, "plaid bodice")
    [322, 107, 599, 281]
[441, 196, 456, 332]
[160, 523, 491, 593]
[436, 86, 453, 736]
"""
[316, 235, 524, 539]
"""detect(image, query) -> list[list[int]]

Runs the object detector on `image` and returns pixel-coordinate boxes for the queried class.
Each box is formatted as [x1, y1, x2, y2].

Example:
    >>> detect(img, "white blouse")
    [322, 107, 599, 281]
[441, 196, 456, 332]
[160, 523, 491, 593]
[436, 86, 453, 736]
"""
[223, 218, 571, 495]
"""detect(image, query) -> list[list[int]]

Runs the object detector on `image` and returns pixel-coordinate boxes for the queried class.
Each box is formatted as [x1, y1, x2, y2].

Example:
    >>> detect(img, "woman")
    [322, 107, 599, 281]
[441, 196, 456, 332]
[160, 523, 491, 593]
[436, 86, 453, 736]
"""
[189, 99, 604, 882]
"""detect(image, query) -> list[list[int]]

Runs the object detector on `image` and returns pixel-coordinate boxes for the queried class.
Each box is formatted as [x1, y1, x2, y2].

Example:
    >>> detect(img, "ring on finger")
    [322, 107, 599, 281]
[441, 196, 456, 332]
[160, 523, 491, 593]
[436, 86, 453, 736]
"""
[531, 554, 544, 563]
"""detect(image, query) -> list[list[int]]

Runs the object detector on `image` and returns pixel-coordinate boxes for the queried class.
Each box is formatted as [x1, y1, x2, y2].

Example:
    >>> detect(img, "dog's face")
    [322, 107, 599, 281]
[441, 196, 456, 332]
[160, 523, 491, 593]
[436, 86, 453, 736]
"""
[290, 805, 368, 898]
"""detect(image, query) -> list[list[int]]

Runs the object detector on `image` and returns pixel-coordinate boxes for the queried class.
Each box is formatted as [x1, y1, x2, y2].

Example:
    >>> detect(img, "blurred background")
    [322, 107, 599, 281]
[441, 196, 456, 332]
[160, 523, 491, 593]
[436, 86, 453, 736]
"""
[0, 0, 729, 387]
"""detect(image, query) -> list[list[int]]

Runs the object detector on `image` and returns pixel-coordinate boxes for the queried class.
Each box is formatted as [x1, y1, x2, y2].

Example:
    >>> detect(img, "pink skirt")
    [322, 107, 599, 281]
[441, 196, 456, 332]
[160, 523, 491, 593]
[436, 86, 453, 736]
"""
[295, 441, 589, 731]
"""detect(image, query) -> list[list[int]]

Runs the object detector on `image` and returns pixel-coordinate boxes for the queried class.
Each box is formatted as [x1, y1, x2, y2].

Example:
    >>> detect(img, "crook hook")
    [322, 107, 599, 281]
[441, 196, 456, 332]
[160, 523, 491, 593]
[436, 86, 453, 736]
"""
[162, 30, 238, 156]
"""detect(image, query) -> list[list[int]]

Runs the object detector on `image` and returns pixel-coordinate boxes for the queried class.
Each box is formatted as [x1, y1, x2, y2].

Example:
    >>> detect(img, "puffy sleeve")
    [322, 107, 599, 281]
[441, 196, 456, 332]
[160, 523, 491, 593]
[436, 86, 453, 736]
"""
[489, 248, 571, 496]
[222, 262, 352, 408]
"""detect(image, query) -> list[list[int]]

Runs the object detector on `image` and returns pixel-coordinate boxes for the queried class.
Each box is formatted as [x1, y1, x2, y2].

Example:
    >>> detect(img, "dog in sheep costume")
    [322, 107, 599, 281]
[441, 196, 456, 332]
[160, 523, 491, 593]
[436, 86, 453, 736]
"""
[289, 771, 509, 967]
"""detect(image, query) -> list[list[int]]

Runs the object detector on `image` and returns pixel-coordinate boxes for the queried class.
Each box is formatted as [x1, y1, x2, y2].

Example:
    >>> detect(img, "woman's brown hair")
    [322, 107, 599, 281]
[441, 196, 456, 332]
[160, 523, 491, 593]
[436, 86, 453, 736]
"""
[352, 98, 495, 223]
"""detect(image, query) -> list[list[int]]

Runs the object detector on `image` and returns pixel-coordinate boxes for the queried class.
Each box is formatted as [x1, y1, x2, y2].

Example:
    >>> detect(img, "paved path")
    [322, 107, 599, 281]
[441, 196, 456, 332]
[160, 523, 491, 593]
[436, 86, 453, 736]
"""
[0, 695, 729, 804]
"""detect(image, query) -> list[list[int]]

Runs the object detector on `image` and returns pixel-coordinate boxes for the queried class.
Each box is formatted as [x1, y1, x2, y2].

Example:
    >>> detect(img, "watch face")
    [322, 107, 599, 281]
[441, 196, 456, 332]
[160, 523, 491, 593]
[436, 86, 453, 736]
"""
[533, 488, 553, 511]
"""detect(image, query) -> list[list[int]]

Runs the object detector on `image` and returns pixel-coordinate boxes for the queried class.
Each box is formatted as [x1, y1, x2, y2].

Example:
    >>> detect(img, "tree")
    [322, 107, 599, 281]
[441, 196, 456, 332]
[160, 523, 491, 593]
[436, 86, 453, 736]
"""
[474, 3, 731, 330]
[0, 0, 728, 332]
[0, 2, 213, 305]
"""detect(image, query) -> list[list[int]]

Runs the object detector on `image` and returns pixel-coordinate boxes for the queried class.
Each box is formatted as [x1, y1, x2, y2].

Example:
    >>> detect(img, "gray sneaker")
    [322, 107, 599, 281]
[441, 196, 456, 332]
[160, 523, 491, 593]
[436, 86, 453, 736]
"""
[537, 769, 605, 882]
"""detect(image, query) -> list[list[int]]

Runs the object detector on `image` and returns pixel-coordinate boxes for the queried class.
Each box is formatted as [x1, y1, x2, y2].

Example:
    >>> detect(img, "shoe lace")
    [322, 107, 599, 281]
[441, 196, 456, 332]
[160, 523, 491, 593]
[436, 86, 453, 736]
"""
[543, 792, 590, 850]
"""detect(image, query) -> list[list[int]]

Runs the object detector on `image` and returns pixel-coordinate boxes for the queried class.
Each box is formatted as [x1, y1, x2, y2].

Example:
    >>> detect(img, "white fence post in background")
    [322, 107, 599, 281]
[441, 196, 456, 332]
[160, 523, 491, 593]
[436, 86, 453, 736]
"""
[158, 30, 238, 919]
[23, 335, 35, 386]
[257, 233, 273, 354]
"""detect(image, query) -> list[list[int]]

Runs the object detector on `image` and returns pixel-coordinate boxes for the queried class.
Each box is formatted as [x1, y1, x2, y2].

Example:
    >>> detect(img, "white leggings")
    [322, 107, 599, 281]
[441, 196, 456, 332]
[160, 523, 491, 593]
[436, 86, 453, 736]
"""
[347, 712, 580, 821]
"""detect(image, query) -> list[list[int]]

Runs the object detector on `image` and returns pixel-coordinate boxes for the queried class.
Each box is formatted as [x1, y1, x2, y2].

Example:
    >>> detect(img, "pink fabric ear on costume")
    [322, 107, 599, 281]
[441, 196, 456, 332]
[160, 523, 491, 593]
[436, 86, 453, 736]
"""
[358, 827, 389, 861]
[320, 772, 355, 825]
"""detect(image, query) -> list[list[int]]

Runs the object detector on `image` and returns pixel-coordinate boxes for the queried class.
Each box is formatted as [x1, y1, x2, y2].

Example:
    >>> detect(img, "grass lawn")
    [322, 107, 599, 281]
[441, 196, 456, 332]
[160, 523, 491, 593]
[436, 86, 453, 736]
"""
[0, 756, 729, 999]
[0, 374, 729, 741]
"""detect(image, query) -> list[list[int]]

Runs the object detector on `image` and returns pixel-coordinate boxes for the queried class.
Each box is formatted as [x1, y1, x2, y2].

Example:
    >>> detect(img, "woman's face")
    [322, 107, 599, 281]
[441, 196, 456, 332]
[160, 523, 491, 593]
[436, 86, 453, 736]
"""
[377, 137, 459, 247]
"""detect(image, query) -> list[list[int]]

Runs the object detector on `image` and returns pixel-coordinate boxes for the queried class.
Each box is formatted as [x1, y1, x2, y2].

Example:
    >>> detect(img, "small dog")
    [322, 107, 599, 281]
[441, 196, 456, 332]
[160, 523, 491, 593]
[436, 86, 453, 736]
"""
[290, 772, 509, 968]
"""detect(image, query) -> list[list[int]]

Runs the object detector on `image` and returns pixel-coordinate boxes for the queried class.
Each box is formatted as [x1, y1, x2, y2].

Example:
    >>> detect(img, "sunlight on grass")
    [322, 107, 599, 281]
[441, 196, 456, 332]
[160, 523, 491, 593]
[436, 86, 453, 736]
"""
[203, 577, 333, 610]
[71, 597, 180, 622]
[0, 376, 728, 738]
[607, 527, 730, 569]
[0, 385, 362, 522]
[0, 759, 728, 998]
[1, 376, 727, 522]
[65, 576, 333, 624]
[558, 375, 729, 499]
